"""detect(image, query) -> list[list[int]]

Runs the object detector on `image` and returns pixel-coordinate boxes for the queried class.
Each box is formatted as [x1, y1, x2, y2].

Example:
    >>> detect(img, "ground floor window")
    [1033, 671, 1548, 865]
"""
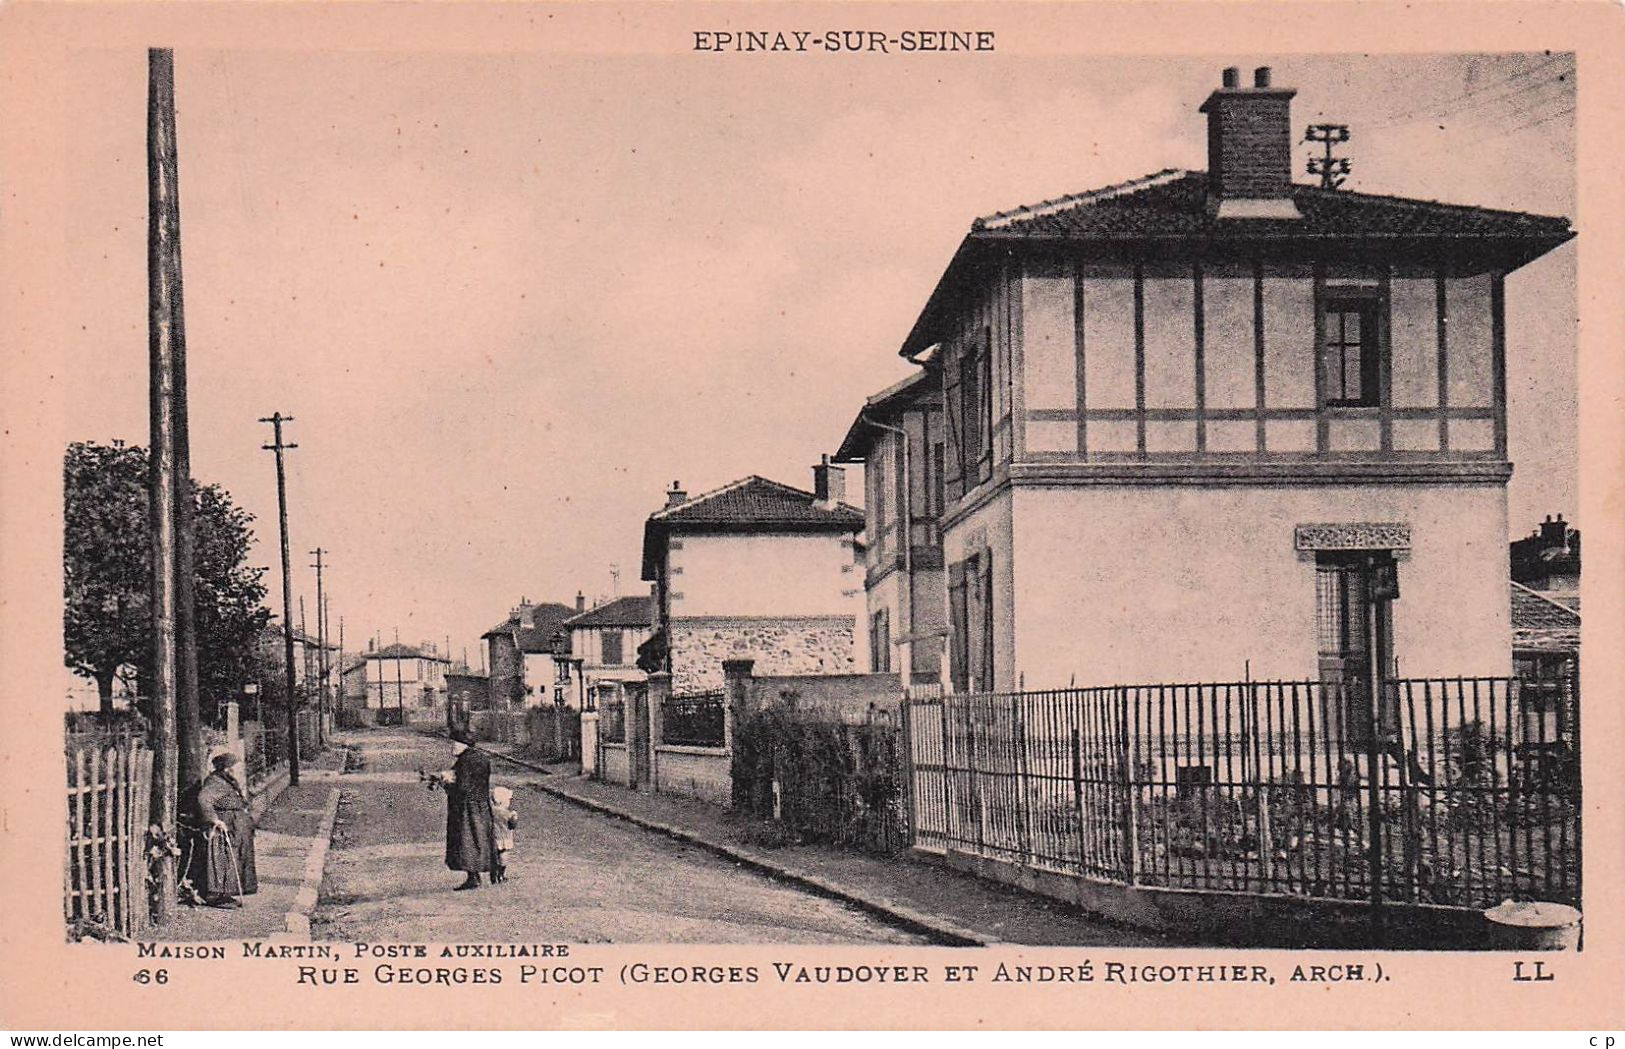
[870, 608, 891, 673]
[948, 548, 995, 693]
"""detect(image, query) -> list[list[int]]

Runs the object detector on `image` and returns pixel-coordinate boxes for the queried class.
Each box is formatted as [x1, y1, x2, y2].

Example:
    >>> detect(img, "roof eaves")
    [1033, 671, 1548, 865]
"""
[972, 168, 1191, 231]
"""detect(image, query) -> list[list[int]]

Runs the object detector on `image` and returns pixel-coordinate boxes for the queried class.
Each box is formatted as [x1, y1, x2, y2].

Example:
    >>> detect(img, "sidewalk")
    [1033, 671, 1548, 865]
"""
[156, 745, 347, 942]
[509, 755, 1170, 947]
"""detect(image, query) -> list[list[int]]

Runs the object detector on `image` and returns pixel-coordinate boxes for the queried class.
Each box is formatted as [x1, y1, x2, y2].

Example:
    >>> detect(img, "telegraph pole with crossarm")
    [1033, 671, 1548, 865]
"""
[1305, 123, 1352, 189]
[260, 412, 300, 786]
[310, 547, 329, 748]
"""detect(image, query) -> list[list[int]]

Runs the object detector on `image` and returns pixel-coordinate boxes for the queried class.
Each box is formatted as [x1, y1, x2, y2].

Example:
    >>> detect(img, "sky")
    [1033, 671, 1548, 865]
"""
[56, 50, 1577, 670]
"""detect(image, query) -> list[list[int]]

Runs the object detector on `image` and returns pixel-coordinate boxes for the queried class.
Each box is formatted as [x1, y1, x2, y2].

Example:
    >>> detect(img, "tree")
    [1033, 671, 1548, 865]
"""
[64, 441, 272, 720]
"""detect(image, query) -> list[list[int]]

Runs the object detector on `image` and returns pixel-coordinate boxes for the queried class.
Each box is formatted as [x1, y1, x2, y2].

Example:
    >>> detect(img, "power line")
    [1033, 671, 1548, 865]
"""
[1366, 55, 1573, 131]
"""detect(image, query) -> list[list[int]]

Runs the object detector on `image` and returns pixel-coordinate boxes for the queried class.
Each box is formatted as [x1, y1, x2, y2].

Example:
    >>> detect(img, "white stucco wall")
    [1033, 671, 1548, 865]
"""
[1009, 483, 1511, 689]
[670, 532, 861, 618]
[942, 490, 1018, 691]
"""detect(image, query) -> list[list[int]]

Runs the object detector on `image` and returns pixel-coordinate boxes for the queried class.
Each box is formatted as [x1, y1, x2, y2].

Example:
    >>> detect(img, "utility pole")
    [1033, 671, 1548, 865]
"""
[1305, 123, 1352, 189]
[337, 615, 345, 721]
[310, 547, 328, 748]
[260, 412, 300, 786]
[146, 46, 195, 925]
[395, 626, 405, 722]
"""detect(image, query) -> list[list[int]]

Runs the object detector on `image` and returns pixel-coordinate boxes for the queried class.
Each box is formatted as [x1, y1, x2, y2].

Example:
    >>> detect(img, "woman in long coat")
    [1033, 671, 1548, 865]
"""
[443, 730, 497, 889]
[191, 751, 258, 903]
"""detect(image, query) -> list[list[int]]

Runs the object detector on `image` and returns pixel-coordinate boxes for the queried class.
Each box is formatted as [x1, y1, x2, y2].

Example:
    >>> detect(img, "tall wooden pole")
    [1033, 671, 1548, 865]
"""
[146, 46, 183, 925]
[311, 549, 328, 747]
[260, 412, 300, 786]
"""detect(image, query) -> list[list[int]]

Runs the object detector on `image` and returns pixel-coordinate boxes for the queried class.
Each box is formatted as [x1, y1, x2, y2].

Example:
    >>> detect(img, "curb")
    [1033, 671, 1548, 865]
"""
[524, 776, 989, 948]
[438, 728, 989, 946]
[279, 787, 341, 940]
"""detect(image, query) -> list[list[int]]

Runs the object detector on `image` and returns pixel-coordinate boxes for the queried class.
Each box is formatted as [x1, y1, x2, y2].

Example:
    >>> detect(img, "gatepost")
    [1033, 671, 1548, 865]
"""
[723, 659, 755, 810]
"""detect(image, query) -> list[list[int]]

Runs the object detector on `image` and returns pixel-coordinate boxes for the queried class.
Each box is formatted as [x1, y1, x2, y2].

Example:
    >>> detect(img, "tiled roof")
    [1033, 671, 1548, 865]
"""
[899, 169, 1572, 360]
[1511, 582, 1581, 631]
[971, 169, 1574, 242]
[566, 595, 653, 628]
[481, 601, 577, 654]
[642, 475, 863, 580]
[650, 476, 863, 529]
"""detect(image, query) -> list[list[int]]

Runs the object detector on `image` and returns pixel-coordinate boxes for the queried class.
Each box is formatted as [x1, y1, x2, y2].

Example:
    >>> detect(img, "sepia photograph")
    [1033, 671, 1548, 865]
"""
[3, 0, 1622, 1033]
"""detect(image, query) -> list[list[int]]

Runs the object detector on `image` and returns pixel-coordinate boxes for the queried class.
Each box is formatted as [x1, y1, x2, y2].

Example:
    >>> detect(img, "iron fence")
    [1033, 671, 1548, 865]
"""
[903, 675, 1579, 911]
[662, 691, 726, 748]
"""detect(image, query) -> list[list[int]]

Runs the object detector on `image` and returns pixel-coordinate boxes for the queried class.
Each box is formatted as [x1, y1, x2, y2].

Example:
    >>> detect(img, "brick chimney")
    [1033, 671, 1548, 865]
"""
[1540, 514, 1569, 549]
[813, 454, 845, 509]
[666, 480, 687, 508]
[575, 590, 587, 613]
[1199, 65, 1301, 219]
[516, 600, 535, 630]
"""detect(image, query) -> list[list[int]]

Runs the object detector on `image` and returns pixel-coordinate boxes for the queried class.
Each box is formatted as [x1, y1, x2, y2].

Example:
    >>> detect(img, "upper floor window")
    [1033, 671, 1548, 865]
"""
[1321, 296, 1381, 408]
[600, 629, 623, 666]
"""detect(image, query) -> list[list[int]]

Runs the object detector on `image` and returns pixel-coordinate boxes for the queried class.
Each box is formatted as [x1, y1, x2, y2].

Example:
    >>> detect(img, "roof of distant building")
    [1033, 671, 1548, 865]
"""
[833, 369, 939, 463]
[642, 475, 863, 580]
[1511, 581, 1582, 632]
[366, 643, 452, 662]
[566, 594, 653, 628]
[900, 168, 1574, 359]
[481, 601, 576, 655]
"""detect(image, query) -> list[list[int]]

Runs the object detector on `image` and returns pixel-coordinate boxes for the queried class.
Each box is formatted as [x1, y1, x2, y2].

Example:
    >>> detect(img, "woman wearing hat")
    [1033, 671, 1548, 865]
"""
[190, 750, 258, 905]
[441, 729, 497, 890]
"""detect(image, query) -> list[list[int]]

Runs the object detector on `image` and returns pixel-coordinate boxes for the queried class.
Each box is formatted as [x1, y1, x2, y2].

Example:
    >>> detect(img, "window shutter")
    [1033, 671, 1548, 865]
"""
[943, 349, 964, 502]
[947, 560, 968, 693]
[979, 547, 996, 692]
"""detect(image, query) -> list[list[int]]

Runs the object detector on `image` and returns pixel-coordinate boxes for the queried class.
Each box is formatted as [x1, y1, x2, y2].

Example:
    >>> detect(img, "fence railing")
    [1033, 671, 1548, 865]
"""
[662, 691, 725, 748]
[65, 741, 153, 939]
[903, 675, 1579, 911]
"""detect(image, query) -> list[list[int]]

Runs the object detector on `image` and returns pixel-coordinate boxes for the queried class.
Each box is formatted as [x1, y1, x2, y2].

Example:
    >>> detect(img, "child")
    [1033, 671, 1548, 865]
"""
[489, 785, 519, 883]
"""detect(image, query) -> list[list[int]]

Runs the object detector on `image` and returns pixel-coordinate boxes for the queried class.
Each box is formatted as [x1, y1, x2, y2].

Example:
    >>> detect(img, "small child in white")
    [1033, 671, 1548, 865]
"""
[490, 785, 518, 883]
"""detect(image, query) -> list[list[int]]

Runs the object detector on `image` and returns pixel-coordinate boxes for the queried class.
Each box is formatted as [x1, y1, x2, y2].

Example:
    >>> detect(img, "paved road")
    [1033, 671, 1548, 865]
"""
[311, 730, 927, 944]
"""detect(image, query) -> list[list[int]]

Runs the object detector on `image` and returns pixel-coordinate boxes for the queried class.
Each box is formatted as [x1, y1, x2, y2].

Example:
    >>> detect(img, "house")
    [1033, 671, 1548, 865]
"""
[560, 594, 653, 711]
[833, 369, 948, 682]
[882, 65, 1572, 693]
[342, 642, 452, 720]
[640, 468, 868, 693]
[481, 599, 576, 710]
[1511, 513, 1580, 592]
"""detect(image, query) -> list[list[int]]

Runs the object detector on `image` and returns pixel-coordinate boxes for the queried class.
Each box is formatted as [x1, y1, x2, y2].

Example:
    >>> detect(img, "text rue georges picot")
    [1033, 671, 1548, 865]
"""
[137, 942, 1387, 988]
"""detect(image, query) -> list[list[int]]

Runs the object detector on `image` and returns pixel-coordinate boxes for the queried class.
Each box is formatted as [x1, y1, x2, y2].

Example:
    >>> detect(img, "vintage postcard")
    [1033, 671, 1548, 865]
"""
[2, 0, 1622, 1032]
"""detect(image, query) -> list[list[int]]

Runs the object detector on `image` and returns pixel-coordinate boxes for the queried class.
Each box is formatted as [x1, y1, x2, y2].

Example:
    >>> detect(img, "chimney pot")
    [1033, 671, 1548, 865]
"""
[666, 481, 687, 508]
[1200, 64, 1299, 211]
[576, 590, 586, 613]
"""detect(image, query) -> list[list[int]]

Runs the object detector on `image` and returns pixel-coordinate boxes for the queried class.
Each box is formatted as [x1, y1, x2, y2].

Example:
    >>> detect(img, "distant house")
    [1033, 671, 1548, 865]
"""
[1511, 514, 1580, 592]
[560, 594, 653, 710]
[640, 467, 867, 693]
[342, 642, 452, 717]
[444, 666, 490, 720]
[481, 599, 576, 710]
[834, 369, 948, 682]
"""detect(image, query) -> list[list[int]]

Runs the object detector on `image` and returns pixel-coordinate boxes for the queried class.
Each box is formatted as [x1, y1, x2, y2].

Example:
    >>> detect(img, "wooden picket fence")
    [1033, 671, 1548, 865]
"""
[65, 741, 153, 939]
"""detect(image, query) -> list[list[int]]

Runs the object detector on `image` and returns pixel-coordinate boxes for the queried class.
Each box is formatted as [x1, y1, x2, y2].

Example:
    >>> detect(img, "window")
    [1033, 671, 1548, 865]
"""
[1321, 297, 1381, 407]
[870, 609, 891, 673]
[926, 441, 945, 518]
[600, 629, 623, 666]
[953, 329, 994, 488]
[948, 549, 995, 694]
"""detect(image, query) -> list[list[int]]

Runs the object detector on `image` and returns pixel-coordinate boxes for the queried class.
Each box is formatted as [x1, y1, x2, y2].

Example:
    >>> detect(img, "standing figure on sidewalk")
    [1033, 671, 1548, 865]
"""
[441, 728, 497, 890]
[489, 785, 519, 883]
[188, 751, 258, 906]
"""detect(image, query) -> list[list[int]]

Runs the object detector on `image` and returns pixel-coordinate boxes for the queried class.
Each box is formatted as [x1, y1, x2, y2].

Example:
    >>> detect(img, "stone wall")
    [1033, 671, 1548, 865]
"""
[653, 746, 732, 806]
[669, 615, 856, 693]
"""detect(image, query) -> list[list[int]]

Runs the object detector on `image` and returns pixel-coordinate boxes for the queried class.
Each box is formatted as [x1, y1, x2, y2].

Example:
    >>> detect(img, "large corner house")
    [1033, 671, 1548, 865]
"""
[839, 66, 1572, 695]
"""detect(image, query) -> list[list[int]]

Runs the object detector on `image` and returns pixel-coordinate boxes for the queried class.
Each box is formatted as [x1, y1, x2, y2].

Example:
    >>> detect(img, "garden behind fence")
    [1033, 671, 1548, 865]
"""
[903, 675, 1579, 911]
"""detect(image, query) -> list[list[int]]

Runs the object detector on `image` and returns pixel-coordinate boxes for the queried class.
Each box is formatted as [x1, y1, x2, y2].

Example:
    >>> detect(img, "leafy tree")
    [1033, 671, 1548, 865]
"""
[64, 441, 272, 720]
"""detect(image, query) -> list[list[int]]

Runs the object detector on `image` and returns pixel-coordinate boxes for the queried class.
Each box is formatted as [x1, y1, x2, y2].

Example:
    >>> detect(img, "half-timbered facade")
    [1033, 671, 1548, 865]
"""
[897, 66, 1573, 691]
[834, 369, 948, 683]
